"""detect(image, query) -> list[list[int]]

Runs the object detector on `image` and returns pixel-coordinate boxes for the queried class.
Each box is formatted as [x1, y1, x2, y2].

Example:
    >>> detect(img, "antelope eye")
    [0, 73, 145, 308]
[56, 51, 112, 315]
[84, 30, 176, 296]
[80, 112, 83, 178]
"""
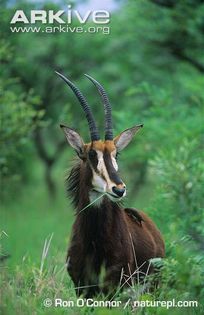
[88, 149, 98, 170]
[88, 149, 97, 159]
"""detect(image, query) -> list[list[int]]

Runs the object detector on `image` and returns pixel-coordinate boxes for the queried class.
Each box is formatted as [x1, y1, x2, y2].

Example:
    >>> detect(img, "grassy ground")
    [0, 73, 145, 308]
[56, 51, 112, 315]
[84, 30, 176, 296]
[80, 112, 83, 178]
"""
[0, 157, 203, 315]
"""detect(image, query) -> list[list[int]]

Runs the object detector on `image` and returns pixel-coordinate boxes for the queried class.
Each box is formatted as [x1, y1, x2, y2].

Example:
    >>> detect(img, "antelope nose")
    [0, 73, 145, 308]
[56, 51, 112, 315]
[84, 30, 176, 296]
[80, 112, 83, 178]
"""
[112, 186, 126, 197]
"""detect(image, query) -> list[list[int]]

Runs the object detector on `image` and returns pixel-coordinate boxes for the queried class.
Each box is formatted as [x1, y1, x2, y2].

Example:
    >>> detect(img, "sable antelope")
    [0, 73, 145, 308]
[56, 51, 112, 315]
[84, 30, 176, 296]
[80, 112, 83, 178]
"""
[56, 72, 165, 297]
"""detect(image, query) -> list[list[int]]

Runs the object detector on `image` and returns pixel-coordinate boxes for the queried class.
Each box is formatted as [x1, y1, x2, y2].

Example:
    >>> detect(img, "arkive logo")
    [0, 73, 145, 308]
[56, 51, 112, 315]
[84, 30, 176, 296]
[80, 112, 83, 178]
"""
[10, 4, 110, 25]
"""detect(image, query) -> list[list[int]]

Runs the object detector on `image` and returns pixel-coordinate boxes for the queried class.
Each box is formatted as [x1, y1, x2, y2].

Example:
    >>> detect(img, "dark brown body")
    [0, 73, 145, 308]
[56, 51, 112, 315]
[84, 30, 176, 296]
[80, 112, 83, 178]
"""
[66, 162, 165, 297]
[56, 71, 165, 297]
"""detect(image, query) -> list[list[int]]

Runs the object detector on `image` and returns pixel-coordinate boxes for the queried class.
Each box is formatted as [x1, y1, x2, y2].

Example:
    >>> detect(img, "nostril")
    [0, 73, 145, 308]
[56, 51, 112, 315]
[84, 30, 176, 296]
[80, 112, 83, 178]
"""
[112, 186, 126, 197]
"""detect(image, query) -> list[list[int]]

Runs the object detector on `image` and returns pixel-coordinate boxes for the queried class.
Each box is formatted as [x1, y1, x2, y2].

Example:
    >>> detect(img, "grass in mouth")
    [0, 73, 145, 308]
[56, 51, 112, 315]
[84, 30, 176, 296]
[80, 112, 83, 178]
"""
[78, 193, 106, 214]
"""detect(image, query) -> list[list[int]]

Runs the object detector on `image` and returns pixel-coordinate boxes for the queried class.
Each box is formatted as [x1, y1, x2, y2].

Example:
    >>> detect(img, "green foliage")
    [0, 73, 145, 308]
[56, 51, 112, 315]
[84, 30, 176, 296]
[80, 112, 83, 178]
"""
[1, 0, 204, 314]
[0, 78, 42, 196]
[0, 22, 43, 197]
[151, 139, 204, 242]
[145, 131, 204, 312]
[158, 238, 204, 303]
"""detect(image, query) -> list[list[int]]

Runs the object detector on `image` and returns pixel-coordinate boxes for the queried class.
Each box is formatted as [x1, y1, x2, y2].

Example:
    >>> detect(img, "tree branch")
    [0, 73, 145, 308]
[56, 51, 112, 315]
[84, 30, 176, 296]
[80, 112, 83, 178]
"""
[34, 129, 54, 166]
[54, 139, 67, 157]
[150, 0, 176, 8]
[34, 128, 66, 197]
[172, 49, 204, 73]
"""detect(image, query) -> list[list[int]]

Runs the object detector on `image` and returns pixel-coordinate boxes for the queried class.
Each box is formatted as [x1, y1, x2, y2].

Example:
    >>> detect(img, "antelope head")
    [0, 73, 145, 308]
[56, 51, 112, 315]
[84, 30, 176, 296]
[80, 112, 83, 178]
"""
[56, 72, 143, 202]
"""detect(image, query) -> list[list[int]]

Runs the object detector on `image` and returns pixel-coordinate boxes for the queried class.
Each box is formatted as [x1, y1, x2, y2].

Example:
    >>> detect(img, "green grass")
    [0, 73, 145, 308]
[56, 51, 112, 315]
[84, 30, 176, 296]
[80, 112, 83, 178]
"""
[1, 179, 73, 270]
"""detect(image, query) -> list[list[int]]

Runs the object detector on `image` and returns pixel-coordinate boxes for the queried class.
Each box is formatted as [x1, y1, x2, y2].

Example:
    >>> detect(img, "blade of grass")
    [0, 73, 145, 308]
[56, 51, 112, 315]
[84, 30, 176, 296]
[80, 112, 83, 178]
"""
[78, 193, 106, 215]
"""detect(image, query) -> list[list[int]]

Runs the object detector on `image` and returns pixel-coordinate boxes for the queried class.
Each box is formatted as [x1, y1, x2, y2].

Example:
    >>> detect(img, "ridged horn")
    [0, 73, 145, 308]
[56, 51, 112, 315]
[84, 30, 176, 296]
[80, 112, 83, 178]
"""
[56, 71, 100, 141]
[84, 74, 113, 140]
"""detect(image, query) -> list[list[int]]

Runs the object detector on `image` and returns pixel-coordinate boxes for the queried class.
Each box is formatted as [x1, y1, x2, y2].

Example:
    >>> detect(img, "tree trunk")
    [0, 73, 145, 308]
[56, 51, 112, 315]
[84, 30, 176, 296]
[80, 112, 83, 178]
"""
[33, 128, 66, 198]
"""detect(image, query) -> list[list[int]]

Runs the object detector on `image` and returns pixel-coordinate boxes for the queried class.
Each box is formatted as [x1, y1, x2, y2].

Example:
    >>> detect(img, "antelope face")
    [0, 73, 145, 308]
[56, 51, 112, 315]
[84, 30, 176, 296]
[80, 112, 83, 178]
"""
[61, 126, 143, 202]
[87, 141, 125, 201]
[57, 72, 143, 202]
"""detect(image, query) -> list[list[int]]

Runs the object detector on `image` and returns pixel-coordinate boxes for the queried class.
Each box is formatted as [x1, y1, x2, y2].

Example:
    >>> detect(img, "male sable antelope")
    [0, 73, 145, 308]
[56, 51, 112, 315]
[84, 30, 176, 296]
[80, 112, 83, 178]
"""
[56, 71, 165, 297]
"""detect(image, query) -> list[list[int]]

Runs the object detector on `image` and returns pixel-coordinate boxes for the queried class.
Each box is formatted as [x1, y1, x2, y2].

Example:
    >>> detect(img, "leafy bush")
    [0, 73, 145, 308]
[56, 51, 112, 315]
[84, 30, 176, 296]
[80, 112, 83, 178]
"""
[150, 138, 204, 248]
[146, 136, 204, 311]
[0, 78, 43, 197]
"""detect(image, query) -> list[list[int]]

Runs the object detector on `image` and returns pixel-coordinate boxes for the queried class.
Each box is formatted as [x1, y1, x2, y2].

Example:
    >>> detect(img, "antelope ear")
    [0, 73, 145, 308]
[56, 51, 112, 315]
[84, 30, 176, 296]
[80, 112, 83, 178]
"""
[60, 124, 85, 157]
[114, 124, 143, 151]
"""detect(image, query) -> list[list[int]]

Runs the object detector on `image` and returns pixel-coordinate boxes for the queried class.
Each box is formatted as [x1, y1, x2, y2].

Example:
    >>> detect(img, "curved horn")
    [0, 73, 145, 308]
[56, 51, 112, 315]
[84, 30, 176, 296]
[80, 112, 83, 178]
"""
[56, 71, 100, 141]
[84, 74, 113, 141]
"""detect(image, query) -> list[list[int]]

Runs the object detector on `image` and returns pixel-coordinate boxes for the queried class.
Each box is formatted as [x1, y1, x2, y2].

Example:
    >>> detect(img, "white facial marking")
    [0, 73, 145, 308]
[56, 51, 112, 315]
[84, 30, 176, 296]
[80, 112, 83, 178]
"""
[90, 149, 122, 199]
[92, 170, 106, 193]
[89, 190, 104, 206]
[112, 156, 118, 171]
[96, 150, 113, 189]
